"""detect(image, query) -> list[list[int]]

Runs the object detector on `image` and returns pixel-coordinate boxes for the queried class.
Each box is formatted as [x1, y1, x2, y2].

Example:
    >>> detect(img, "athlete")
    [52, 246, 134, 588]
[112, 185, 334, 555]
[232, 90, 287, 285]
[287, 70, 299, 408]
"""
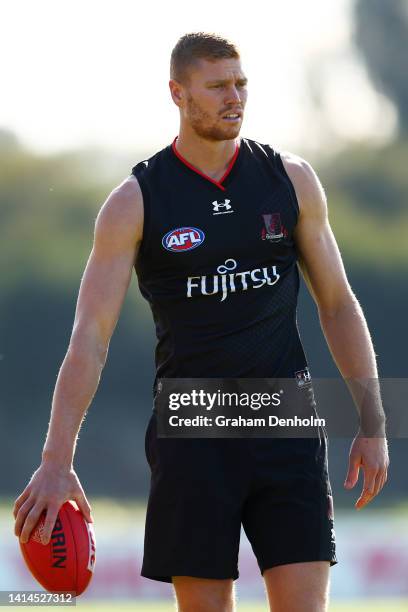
[14, 33, 389, 612]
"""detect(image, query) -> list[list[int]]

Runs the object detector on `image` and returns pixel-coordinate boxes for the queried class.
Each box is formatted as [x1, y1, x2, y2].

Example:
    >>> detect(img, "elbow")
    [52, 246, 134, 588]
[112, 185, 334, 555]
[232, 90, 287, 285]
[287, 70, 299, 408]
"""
[67, 331, 109, 370]
[318, 290, 359, 320]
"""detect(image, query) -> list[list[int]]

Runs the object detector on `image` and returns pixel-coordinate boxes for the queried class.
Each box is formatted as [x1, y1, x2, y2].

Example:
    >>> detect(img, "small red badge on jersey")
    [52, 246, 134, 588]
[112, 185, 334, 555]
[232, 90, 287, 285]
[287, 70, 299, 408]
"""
[261, 213, 288, 242]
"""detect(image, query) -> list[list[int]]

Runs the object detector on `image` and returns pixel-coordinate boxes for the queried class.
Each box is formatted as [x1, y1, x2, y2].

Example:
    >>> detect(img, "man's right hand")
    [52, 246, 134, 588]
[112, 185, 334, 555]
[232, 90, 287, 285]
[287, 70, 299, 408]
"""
[13, 462, 93, 545]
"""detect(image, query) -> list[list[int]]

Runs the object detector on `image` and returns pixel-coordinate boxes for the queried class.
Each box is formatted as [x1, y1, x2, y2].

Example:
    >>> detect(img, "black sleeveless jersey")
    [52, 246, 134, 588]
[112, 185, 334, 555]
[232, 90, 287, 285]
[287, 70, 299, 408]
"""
[131, 137, 310, 392]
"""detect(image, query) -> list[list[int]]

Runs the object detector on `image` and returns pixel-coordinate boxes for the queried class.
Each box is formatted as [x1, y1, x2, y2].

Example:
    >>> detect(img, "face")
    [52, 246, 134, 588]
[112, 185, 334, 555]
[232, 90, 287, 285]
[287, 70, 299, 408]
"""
[171, 58, 248, 141]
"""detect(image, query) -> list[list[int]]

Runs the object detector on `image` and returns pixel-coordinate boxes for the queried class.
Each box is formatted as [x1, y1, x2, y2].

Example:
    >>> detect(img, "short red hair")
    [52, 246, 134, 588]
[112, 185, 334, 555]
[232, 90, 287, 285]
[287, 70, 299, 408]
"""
[170, 32, 240, 84]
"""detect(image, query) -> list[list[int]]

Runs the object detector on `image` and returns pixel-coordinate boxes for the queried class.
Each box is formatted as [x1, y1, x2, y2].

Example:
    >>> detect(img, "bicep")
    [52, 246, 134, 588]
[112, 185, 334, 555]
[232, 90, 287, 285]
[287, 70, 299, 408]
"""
[284, 155, 353, 315]
[72, 244, 137, 348]
[70, 179, 143, 349]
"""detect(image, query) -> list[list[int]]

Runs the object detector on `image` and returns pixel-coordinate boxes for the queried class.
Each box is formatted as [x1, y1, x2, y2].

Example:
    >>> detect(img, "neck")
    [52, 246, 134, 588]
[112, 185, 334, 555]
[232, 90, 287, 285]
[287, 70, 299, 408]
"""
[175, 125, 239, 181]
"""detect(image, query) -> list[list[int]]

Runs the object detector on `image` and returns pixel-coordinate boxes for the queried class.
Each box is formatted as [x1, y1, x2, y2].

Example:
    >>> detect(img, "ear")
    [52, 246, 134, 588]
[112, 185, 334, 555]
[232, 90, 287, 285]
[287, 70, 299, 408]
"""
[169, 79, 185, 108]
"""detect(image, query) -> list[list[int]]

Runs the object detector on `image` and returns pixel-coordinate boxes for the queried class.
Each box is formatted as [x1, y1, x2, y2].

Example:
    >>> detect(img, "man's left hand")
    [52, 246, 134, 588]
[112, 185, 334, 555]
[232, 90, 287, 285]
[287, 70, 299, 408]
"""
[344, 436, 389, 509]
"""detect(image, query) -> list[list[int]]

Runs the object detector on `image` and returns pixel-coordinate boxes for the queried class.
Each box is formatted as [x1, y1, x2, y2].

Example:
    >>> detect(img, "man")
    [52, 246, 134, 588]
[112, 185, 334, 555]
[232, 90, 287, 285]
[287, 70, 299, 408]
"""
[14, 33, 389, 612]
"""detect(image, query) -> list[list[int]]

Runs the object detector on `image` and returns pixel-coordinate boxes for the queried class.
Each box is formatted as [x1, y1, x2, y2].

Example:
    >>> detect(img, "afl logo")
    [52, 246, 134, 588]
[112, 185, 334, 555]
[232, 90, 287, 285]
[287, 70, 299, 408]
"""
[162, 227, 205, 252]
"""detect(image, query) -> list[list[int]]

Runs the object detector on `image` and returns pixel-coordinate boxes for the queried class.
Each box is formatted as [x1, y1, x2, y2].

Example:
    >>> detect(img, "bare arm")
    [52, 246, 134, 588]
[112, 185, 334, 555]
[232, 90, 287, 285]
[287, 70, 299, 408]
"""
[42, 175, 143, 466]
[282, 152, 389, 509]
[14, 175, 143, 543]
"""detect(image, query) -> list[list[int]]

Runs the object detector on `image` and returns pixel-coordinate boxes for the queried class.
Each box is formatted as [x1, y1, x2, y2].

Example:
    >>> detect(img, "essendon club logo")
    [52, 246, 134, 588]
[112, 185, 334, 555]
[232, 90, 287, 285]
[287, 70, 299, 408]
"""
[261, 213, 288, 242]
[295, 367, 312, 387]
[162, 227, 205, 252]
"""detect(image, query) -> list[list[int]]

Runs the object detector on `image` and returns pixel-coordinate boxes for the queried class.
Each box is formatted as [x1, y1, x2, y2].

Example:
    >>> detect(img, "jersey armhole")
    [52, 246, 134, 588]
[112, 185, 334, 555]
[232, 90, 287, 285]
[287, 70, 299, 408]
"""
[131, 168, 152, 264]
[274, 151, 300, 220]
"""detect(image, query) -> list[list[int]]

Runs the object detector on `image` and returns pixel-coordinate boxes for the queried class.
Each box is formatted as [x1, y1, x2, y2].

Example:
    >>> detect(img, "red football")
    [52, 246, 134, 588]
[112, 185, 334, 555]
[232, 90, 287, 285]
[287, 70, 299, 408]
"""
[19, 500, 96, 596]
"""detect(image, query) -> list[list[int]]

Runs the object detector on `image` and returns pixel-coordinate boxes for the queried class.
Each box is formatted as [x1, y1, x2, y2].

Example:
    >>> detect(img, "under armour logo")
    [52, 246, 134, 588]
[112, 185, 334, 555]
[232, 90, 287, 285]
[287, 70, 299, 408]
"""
[212, 199, 234, 215]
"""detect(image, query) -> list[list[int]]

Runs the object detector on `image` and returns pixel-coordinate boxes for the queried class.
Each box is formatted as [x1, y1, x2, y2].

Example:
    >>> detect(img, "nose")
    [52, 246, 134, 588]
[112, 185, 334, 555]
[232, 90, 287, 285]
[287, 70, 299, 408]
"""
[224, 85, 242, 105]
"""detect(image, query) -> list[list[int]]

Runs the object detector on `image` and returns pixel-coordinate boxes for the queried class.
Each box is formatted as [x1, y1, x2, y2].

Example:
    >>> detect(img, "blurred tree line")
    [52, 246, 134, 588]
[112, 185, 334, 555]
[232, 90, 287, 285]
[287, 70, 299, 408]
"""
[1, 0, 407, 503]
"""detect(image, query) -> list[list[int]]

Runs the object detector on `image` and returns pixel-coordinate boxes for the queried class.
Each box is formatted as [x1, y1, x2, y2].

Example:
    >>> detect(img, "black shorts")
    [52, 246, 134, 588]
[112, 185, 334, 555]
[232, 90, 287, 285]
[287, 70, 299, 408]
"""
[142, 413, 337, 582]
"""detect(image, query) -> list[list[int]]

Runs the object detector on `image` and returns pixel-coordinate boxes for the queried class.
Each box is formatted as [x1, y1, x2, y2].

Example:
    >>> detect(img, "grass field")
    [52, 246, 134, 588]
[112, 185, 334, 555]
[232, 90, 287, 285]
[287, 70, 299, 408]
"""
[81, 602, 408, 611]
[5, 600, 408, 611]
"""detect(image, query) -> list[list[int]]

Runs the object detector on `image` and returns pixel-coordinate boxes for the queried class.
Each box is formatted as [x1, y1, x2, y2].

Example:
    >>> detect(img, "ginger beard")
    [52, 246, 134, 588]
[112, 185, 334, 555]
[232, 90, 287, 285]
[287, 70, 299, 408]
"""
[185, 92, 243, 141]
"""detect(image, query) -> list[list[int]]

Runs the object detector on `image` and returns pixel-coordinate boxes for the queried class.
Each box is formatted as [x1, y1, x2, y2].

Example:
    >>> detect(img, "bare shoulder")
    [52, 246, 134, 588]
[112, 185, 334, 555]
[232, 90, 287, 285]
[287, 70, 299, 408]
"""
[95, 174, 144, 248]
[280, 151, 327, 219]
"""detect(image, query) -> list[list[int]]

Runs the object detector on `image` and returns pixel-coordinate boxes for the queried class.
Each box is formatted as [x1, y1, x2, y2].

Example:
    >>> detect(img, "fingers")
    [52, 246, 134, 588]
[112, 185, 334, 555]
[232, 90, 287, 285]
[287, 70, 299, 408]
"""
[74, 488, 93, 523]
[13, 488, 31, 520]
[355, 465, 388, 509]
[14, 496, 35, 537]
[41, 505, 60, 545]
[374, 470, 386, 496]
[355, 466, 376, 509]
[376, 467, 388, 496]
[344, 453, 360, 490]
[19, 503, 46, 544]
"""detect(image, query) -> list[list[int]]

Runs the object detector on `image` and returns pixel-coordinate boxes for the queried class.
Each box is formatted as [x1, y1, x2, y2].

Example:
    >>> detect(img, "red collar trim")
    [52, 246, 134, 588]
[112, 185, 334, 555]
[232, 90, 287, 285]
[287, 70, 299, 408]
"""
[171, 137, 240, 192]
